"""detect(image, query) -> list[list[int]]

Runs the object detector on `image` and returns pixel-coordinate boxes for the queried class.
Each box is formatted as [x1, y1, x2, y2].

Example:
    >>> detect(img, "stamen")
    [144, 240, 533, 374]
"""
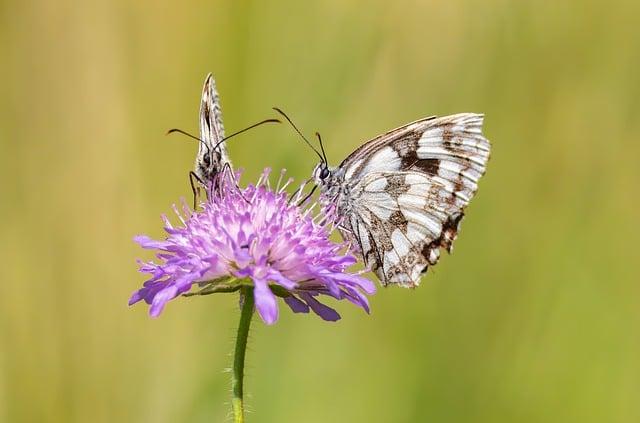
[303, 201, 319, 219]
[180, 198, 193, 217]
[276, 169, 286, 191]
[256, 167, 272, 187]
[172, 204, 188, 226]
[279, 177, 294, 193]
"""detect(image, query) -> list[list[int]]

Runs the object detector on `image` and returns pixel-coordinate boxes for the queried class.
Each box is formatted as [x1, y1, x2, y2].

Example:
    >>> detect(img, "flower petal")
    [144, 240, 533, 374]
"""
[253, 279, 279, 325]
[342, 287, 371, 313]
[268, 270, 298, 290]
[128, 291, 143, 306]
[284, 295, 309, 313]
[134, 235, 167, 250]
[300, 293, 340, 322]
[323, 271, 376, 295]
[149, 285, 179, 317]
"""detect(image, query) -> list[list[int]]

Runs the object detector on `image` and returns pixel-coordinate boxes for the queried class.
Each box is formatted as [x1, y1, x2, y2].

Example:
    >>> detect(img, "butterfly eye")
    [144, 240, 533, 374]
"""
[203, 154, 211, 167]
[320, 167, 330, 180]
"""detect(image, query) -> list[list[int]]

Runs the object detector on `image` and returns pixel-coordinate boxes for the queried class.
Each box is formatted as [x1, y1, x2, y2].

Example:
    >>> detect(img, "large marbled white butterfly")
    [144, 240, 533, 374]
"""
[310, 113, 490, 287]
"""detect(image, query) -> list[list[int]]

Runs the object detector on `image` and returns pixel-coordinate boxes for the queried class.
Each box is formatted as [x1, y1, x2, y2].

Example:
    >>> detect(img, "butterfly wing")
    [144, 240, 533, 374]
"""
[336, 113, 490, 286]
[345, 171, 465, 287]
[195, 73, 231, 182]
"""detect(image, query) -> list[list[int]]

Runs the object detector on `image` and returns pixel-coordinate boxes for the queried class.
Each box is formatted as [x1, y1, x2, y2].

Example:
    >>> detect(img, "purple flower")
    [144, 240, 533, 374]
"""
[129, 169, 375, 324]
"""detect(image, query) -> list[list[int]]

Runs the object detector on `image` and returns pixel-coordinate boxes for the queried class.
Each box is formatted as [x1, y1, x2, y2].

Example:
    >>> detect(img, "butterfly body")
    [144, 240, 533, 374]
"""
[313, 113, 490, 287]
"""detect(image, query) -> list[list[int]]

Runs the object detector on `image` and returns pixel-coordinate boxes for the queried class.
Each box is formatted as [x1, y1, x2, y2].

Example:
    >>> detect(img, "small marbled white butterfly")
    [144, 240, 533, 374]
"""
[194, 73, 231, 187]
[172, 74, 278, 203]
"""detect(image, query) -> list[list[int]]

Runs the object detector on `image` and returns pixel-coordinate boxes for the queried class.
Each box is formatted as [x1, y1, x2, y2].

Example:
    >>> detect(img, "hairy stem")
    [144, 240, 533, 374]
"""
[232, 286, 254, 423]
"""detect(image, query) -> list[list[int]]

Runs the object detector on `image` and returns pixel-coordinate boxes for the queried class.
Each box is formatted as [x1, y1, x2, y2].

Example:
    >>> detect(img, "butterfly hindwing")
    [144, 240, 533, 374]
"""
[344, 171, 467, 286]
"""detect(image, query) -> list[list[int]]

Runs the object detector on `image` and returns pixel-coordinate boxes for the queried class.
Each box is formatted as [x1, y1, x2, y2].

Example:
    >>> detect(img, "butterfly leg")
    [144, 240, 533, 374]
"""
[220, 162, 250, 203]
[189, 171, 205, 209]
[288, 178, 309, 204]
[296, 184, 318, 207]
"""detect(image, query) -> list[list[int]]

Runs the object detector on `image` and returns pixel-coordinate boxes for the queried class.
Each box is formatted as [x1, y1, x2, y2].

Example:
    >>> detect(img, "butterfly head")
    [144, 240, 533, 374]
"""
[312, 161, 331, 186]
[196, 144, 227, 182]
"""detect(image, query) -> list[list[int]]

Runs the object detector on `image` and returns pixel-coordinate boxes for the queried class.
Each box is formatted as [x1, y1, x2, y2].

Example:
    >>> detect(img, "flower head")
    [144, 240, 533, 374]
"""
[129, 169, 375, 324]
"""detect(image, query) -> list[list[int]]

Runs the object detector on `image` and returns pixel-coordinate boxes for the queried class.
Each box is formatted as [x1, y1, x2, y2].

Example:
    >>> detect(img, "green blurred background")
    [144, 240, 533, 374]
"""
[1, 0, 639, 421]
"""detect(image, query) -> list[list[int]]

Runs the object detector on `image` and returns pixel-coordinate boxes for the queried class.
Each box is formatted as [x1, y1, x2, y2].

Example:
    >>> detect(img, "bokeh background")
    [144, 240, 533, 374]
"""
[1, 0, 639, 421]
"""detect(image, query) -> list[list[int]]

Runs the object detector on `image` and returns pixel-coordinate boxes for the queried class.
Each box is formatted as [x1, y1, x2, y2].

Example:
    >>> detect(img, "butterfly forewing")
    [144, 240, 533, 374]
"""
[326, 113, 490, 287]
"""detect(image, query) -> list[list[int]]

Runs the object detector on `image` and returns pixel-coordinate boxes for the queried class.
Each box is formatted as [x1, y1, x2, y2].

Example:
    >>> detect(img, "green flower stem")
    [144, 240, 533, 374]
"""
[232, 286, 254, 423]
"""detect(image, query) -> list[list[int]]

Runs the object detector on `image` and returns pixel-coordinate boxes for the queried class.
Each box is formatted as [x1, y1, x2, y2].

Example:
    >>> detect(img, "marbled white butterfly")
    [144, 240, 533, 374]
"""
[173, 74, 277, 203]
[310, 114, 491, 287]
[194, 73, 231, 187]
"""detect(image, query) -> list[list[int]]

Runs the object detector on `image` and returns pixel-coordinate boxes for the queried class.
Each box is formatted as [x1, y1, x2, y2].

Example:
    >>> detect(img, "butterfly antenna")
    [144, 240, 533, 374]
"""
[167, 128, 210, 155]
[213, 118, 281, 151]
[272, 107, 324, 163]
[315, 132, 328, 164]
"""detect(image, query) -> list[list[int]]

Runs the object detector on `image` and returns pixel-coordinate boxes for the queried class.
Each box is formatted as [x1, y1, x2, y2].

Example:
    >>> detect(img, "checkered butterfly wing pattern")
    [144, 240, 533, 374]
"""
[319, 113, 490, 287]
